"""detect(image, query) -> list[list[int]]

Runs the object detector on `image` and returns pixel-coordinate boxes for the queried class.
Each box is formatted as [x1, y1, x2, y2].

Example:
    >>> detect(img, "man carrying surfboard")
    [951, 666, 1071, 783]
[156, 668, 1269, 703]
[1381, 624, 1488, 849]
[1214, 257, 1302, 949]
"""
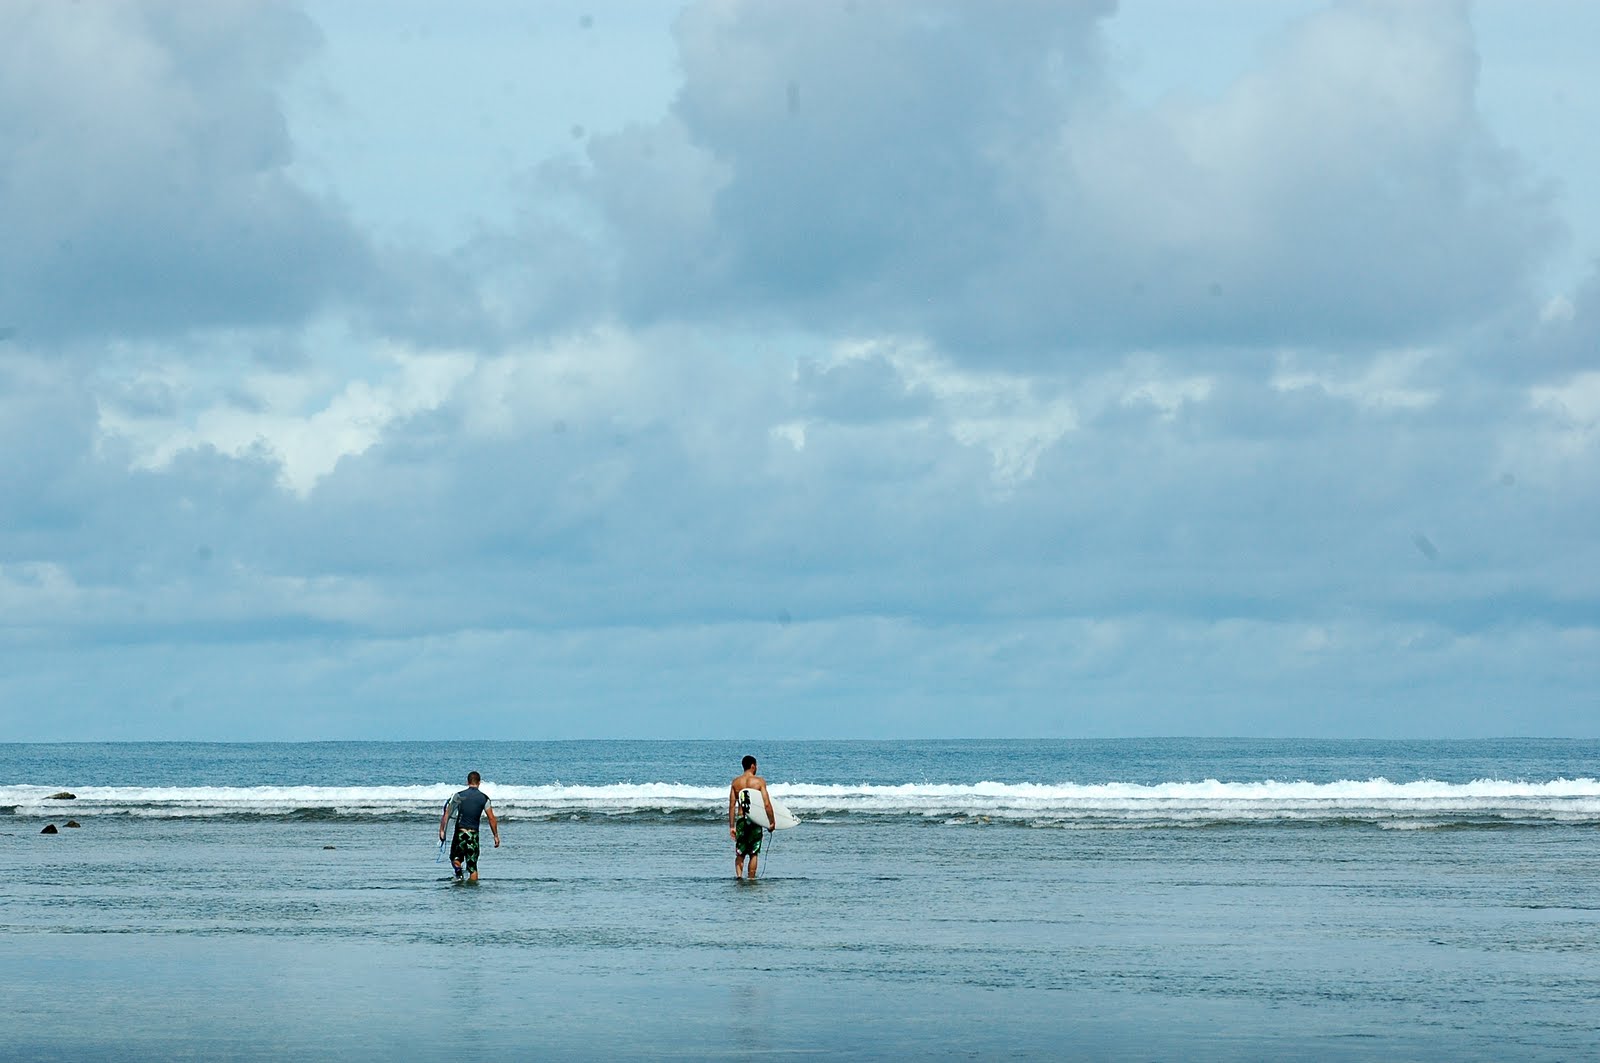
[439, 771, 500, 882]
[729, 755, 776, 880]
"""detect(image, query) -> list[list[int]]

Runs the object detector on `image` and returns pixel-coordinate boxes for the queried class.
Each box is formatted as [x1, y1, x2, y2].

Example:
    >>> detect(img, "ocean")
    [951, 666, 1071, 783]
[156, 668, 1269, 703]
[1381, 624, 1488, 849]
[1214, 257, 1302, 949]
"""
[2, 739, 1598, 1061]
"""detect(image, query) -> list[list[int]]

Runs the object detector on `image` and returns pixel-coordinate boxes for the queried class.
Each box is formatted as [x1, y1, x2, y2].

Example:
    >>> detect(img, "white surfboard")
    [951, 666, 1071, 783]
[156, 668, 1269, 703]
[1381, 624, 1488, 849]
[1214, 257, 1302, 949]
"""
[739, 788, 800, 830]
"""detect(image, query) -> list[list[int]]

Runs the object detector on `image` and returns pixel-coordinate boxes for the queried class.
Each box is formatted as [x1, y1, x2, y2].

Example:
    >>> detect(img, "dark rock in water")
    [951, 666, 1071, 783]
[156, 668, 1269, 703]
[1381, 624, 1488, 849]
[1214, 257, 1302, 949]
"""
[47, 792, 76, 800]
[40, 824, 58, 834]
[323, 845, 336, 850]
[65, 821, 81, 828]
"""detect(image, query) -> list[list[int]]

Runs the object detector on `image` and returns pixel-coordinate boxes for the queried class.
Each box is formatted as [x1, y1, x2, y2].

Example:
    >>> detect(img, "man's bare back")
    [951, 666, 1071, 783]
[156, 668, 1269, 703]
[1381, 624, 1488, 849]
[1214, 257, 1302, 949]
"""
[729, 757, 776, 879]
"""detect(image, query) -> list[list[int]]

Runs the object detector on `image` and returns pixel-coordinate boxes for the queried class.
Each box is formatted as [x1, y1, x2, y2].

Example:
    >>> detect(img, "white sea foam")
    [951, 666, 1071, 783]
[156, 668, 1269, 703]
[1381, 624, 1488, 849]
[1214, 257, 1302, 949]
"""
[4, 777, 1600, 825]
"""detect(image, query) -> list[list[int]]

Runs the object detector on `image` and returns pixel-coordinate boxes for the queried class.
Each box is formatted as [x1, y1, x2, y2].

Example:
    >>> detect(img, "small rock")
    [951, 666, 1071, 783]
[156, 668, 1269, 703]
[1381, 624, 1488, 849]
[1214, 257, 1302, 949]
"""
[65, 821, 81, 829]
[40, 824, 58, 834]
[47, 792, 76, 800]
[323, 845, 336, 850]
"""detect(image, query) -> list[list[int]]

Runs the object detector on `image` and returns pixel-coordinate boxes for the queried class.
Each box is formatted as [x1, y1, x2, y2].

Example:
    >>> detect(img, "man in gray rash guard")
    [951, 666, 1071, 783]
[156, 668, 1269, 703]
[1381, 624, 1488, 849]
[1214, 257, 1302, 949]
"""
[438, 771, 501, 882]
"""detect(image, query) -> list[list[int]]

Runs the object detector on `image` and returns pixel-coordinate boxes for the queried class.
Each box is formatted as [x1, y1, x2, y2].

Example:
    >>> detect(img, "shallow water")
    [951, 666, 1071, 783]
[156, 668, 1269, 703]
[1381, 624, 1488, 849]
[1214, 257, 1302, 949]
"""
[3, 740, 1599, 1060]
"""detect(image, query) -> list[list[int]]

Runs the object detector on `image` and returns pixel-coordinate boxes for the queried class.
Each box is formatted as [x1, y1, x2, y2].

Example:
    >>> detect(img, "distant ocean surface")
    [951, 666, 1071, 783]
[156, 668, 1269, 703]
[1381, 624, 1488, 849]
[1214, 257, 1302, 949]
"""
[4, 739, 1598, 1060]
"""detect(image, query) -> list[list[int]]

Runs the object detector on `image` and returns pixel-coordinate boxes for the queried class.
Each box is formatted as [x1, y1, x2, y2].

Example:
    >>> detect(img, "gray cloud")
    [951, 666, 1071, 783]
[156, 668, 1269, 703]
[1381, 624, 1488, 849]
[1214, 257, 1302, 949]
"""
[66, 335, 1579, 638]
[795, 352, 932, 424]
[0, 0, 373, 343]
[0, 357, 101, 547]
[1525, 264, 1600, 375]
[534, 0, 1560, 360]
[1, 2, 1593, 739]
[3, 322, 1594, 737]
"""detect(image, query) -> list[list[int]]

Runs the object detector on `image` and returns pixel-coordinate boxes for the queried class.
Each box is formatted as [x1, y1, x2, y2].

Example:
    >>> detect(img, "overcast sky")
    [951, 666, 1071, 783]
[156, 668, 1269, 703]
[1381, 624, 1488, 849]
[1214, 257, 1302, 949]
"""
[1, 0, 1595, 741]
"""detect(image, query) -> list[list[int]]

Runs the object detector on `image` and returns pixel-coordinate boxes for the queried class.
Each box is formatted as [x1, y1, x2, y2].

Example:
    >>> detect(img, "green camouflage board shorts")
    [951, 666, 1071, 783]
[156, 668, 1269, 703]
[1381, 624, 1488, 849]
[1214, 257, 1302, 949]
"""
[450, 828, 481, 872]
[735, 817, 764, 857]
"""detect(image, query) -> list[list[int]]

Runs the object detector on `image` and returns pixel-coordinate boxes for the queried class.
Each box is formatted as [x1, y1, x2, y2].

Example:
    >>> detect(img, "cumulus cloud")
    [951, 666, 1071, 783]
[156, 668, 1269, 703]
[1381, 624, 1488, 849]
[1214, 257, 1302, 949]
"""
[791, 340, 1078, 488]
[97, 344, 475, 495]
[1271, 347, 1440, 411]
[1036, 0, 1558, 348]
[0, 0, 372, 342]
[0, 1, 1593, 738]
[1526, 264, 1600, 375]
[524, 0, 1561, 360]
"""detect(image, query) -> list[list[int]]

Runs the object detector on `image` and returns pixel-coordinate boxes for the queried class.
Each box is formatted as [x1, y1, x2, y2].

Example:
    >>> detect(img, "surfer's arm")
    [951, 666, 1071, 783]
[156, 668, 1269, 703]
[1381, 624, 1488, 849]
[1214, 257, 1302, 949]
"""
[439, 794, 458, 840]
[728, 784, 738, 834]
[486, 805, 501, 847]
[761, 786, 776, 830]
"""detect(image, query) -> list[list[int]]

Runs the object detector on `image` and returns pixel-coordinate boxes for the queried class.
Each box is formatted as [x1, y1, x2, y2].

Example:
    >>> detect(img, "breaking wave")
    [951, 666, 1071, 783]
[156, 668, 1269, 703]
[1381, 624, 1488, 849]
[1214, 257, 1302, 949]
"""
[5, 778, 1600, 828]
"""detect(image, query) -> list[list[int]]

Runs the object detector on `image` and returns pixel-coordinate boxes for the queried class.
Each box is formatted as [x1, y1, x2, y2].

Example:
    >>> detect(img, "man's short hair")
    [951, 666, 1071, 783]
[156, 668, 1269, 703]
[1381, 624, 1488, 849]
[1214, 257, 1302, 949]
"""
[467, 771, 481, 785]
[741, 756, 756, 771]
